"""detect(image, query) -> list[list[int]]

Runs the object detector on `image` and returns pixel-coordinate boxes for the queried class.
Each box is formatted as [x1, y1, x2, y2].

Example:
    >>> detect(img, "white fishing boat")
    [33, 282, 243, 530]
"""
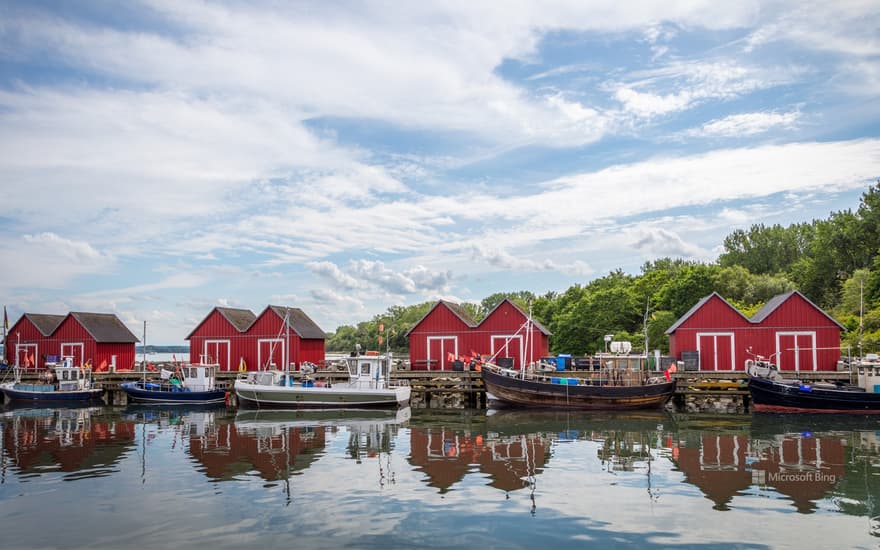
[234, 354, 411, 408]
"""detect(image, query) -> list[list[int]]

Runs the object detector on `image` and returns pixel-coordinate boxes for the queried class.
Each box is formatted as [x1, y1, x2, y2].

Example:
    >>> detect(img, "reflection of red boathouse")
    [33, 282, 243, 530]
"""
[187, 420, 328, 481]
[675, 432, 847, 512]
[408, 426, 549, 492]
[1, 409, 136, 475]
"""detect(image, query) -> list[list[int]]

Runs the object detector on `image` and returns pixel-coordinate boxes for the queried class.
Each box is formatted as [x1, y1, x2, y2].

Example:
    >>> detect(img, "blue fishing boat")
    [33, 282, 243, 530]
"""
[121, 360, 226, 404]
[0, 358, 103, 402]
[747, 355, 880, 413]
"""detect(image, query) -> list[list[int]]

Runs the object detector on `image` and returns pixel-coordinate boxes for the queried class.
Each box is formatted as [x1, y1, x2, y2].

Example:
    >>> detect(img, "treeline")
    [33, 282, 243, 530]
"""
[327, 183, 880, 357]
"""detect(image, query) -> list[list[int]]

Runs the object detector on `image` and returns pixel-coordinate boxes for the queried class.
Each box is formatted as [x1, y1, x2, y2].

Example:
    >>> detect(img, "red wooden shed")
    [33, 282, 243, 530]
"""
[407, 299, 551, 371]
[246, 305, 326, 371]
[474, 299, 551, 370]
[667, 291, 843, 372]
[52, 312, 139, 371]
[187, 307, 257, 372]
[407, 301, 478, 371]
[4, 313, 65, 368]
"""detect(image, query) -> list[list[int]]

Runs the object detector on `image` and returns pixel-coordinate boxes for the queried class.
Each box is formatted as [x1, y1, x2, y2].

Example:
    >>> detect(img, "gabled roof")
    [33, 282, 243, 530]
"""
[480, 298, 552, 336]
[22, 313, 66, 336]
[665, 292, 751, 334]
[406, 300, 478, 336]
[218, 307, 258, 332]
[750, 290, 846, 330]
[68, 312, 139, 343]
[267, 305, 326, 339]
[186, 307, 256, 340]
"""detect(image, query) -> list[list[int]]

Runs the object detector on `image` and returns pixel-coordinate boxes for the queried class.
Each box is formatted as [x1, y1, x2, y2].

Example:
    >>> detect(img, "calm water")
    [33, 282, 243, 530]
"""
[1, 406, 879, 550]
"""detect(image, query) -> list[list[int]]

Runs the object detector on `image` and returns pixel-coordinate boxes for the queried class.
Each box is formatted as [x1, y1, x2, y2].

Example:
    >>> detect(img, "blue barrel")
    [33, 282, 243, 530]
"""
[556, 354, 572, 371]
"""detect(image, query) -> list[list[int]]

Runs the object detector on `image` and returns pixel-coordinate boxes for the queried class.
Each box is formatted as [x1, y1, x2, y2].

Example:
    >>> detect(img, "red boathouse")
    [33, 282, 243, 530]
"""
[245, 306, 326, 370]
[187, 307, 257, 372]
[667, 291, 843, 372]
[4, 312, 138, 370]
[187, 305, 326, 372]
[52, 312, 140, 371]
[407, 299, 551, 371]
[4, 313, 66, 368]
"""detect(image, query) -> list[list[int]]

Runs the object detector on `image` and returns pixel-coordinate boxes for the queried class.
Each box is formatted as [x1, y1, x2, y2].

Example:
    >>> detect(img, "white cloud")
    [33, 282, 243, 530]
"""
[630, 227, 712, 259]
[470, 245, 593, 276]
[308, 261, 366, 290]
[686, 111, 801, 138]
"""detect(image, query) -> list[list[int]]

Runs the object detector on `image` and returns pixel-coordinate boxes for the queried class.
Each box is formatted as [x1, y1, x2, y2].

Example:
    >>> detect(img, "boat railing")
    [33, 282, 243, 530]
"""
[485, 362, 658, 387]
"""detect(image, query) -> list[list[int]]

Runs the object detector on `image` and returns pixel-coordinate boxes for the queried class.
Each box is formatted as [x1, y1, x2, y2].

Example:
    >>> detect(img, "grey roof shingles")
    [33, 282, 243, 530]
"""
[217, 307, 258, 332]
[749, 290, 845, 329]
[269, 305, 326, 339]
[69, 312, 139, 343]
[666, 290, 846, 334]
[24, 313, 66, 336]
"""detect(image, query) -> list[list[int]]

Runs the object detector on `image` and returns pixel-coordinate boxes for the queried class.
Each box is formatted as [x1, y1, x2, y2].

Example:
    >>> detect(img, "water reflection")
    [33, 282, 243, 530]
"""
[674, 413, 880, 515]
[1, 404, 879, 531]
[0, 405, 136, 481]
[408, 409, 673, 506]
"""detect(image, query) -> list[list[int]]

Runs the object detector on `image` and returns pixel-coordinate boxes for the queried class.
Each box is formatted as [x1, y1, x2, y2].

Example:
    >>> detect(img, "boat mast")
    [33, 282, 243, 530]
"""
[285, 307, 291, 376]
[142, 321, 147, 383]
[860, 280, 864, 362]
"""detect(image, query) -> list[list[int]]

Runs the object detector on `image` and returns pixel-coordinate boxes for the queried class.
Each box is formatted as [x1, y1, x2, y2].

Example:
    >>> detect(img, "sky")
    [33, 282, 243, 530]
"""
[1, 1, 879, 345]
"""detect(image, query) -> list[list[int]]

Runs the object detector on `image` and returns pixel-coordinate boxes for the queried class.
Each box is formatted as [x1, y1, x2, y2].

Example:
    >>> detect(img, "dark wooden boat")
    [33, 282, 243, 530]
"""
[748, 375, 880, 413]
[481, 362, 675, 410]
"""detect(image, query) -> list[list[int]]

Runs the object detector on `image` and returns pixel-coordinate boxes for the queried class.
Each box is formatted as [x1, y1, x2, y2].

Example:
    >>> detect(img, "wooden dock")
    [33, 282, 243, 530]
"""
[0, 367, 858, 410]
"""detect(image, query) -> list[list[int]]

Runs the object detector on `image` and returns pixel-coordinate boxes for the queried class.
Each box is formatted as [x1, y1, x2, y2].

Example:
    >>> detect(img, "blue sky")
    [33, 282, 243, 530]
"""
[1, 1, 879, 344]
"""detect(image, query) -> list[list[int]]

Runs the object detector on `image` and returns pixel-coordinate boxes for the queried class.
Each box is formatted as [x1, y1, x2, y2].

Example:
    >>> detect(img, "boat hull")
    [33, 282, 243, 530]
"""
[0, 383, 103, 402]
[748, 376, 880, 413]
[234, 381, 411, 409]
[120, 382, 227, 404]
[481, 368, 674, 410]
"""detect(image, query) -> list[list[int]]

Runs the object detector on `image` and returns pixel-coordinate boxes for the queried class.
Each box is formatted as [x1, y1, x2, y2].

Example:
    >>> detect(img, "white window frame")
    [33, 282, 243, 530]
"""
[696, 332, 736, 371]
[776, 331, 817, 372]
[61, 342, 85, 365]
[491, 335, 523, 368]
[426, 336, 458, 371]
[203, 339, 231, 370]
[16, 343, 38, 368]
[258, 338, 286, 370]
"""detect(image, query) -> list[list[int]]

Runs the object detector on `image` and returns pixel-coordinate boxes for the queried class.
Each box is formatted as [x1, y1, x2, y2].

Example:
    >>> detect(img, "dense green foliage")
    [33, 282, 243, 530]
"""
[327, 183, 880, 356]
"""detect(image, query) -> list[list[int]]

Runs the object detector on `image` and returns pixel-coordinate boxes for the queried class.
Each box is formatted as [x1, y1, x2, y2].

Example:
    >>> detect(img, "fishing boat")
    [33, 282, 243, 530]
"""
[120, 356, 226, 405]
[747, 354, 880, 413]
[0, 357, 103, 402]
[234, 354, 411, 408]
[481, 357, 675, 410]
[479, 306, 674, 409]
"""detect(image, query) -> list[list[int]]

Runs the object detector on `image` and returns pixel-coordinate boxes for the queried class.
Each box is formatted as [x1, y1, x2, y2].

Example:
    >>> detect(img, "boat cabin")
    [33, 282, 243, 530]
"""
[181, 364, 218, 392]
[344, 355, 391, 389]
[855, 358, 880, 393]
[19, 356, 93, 391]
